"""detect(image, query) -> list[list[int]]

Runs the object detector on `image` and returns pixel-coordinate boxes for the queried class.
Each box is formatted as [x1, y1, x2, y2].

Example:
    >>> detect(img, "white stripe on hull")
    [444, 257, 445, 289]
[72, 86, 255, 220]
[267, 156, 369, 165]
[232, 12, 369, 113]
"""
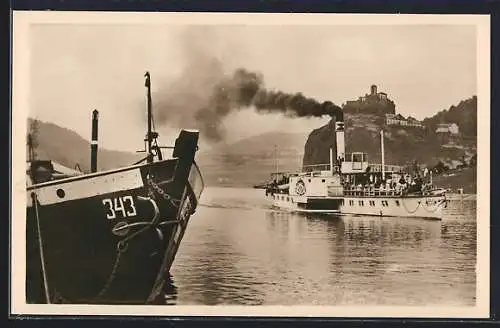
[27, 168, 144, 207]
[340, 195, 445, 219]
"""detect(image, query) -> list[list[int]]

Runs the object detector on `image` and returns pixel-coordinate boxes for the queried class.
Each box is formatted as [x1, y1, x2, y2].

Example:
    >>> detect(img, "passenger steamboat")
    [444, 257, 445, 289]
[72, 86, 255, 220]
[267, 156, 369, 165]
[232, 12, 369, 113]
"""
[265, 114, 447, 219]
[339, 130, 447, 219]
[264, 121, 345, 213]
[25, 72, 204, 304]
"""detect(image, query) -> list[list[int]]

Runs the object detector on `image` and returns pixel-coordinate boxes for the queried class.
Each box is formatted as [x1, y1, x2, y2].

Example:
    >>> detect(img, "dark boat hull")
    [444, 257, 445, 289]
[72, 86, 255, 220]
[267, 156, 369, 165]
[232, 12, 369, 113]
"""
[26, 137, 203, 304]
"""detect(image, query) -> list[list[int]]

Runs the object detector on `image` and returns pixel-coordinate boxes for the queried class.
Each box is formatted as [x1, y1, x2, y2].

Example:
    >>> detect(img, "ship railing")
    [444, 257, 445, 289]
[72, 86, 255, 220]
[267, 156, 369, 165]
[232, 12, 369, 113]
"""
[302, 164, 340, 173]
[368, 163, 405, 173]
[343, 187, 441, 197]
[327, 188, 344, 197]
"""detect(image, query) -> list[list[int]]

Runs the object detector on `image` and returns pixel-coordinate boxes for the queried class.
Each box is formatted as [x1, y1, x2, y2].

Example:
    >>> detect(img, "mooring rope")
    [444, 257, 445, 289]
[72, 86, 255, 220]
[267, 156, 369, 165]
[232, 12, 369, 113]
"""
[420, 197, 446, 213]
[401, 197, 421, 214]
[31, 192, 51, 304]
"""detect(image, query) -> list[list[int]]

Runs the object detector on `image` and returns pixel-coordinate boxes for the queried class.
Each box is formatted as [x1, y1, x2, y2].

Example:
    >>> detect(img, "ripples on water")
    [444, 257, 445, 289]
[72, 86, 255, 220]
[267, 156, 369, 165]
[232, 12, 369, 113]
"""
[164, 187, 476, 306]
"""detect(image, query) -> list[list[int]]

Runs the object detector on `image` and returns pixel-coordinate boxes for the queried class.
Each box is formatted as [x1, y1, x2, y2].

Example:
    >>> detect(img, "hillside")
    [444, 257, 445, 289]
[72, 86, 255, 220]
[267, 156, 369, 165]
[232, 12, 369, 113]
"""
[432, 166, 477, 194]
[302, 96, 477, 192]
[197, 132, 307, 187]
[27, 118, 307, 187]
[422, 96, 477, 137]
[28, 119, 142, 172]
[27, 94, 478, 192]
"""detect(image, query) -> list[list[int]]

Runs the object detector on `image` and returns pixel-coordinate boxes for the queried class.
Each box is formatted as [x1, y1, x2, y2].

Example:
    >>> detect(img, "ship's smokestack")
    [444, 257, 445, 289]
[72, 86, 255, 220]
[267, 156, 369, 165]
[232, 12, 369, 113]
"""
[335, 119, 345, 163]
[91, 109, 99, 173]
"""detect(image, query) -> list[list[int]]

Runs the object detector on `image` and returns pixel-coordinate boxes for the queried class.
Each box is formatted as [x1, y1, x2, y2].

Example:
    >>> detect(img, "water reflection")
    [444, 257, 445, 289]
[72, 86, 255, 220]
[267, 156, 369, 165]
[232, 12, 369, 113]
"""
[167, 188, 476, 306]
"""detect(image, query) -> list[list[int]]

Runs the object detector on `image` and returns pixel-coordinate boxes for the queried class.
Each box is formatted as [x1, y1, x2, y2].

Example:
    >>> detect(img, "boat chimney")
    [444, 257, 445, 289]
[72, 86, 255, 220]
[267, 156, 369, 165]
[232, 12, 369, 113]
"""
[380, 129, 385, 180]
[335, 118, 345, 163]
[91, 109, 99, 173]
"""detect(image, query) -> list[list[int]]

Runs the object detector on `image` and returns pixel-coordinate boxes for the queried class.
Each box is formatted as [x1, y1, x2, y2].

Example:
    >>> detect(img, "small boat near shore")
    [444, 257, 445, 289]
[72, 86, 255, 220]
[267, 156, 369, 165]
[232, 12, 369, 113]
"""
[26, 72, 204, 304]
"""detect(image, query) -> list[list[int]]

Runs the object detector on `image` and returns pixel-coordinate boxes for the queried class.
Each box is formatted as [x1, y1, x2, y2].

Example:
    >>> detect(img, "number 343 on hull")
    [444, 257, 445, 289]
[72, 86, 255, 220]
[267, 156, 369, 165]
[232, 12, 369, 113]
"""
[25, 72, 205, 305]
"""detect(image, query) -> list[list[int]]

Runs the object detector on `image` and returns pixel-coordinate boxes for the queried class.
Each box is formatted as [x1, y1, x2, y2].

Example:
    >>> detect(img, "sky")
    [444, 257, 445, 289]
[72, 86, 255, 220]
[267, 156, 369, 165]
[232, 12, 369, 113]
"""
[28, 20, 477, 152]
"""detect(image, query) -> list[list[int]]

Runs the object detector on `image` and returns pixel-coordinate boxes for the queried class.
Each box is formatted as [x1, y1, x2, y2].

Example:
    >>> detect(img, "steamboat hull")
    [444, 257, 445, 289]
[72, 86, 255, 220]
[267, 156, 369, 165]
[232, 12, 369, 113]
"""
[26, 154, 203, 304]
[267, 194, 342, 213]
[340, 194, 446, 219]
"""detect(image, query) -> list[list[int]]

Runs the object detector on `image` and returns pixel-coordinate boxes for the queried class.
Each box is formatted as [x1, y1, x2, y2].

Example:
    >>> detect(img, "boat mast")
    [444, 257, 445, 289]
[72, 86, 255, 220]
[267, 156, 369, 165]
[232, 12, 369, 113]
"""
[380, 129, 385, 180]
[27, 134, 34, 162]
[275, 144, 279, 176]
[90, 109, 99, 173]
[329, 147, 334, 173]
[145, 72, 153, 163]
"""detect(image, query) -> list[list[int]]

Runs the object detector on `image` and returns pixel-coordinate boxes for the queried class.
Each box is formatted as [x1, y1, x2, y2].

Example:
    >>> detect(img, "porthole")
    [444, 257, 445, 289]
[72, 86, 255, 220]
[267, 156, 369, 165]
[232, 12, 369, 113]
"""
[56, 188, 65, 198]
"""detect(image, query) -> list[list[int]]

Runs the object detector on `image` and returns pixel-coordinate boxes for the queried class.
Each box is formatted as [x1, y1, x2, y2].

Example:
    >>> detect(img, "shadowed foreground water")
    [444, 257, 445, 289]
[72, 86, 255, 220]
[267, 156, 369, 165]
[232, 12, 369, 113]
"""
[165, 187, 476, 306]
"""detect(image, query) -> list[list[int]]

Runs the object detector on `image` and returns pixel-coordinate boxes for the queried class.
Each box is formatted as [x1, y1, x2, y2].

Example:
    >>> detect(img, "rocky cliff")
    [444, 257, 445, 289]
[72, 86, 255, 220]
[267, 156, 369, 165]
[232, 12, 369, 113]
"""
[302, 119, 337, 168]
[302, 97, 477, 170]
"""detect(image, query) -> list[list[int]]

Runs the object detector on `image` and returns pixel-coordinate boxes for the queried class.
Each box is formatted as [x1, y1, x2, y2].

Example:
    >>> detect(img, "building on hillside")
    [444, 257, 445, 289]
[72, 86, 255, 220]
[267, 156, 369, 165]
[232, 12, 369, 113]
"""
[436, 123, 460, 145]
[343, 84, 396, 116]
[406, 116, 424, 128]
[385, 113, 424, 128]
[435, 123, 459, 135]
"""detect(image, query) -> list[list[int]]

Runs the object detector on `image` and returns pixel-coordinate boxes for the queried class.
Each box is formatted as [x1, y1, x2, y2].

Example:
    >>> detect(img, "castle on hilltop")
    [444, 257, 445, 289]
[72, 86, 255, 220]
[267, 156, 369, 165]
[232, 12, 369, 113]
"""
[343, 85, 396, 116]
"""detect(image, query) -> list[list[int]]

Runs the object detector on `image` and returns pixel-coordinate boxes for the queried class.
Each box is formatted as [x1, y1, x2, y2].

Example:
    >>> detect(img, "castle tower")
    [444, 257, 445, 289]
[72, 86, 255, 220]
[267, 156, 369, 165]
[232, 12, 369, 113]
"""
[370, 84, 377, 96]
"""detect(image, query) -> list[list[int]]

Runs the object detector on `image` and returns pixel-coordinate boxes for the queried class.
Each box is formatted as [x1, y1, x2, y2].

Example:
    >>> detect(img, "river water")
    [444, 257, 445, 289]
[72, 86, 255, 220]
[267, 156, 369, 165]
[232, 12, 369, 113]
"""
[164, 187, 477, 306]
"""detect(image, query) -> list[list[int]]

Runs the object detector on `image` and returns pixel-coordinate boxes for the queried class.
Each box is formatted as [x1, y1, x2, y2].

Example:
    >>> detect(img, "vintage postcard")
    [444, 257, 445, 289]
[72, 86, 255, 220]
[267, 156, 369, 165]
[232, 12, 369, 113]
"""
[11, 12, 490, 317]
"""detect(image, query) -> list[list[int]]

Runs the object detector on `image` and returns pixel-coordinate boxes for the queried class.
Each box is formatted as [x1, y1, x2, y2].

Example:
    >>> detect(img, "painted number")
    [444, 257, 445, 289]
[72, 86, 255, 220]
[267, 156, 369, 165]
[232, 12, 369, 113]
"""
[102, 195, 137, 219]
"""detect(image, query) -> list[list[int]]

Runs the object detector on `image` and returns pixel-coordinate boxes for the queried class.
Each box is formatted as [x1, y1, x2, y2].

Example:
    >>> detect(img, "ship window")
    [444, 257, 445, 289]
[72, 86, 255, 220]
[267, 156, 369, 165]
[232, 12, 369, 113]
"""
[395, 200, 400, 206]
[308, 179, 311, 182]
[56, 188, 65, 198]
[322, 179, 325, 183]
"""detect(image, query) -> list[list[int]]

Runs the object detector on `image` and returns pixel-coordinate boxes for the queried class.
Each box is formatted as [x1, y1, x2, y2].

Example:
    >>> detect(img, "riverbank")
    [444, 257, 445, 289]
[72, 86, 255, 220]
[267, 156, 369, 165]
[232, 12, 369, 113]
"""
[432, 166, 477, 194]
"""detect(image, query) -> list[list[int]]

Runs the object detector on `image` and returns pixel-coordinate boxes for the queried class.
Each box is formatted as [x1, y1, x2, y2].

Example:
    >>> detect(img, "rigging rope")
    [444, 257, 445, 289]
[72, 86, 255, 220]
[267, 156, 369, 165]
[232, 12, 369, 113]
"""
[420, 197, 446, 213]
[31, 192, 51, 304]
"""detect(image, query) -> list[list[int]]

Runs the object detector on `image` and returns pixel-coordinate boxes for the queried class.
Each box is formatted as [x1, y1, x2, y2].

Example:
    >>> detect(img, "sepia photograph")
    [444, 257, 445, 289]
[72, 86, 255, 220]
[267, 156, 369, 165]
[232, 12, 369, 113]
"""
[11, 12, 490, 317]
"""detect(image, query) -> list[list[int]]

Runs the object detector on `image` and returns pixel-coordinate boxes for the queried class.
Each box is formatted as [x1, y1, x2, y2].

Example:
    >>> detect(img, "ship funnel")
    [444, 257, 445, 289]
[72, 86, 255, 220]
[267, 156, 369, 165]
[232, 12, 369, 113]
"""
[91, 109, 99, 173]
[335, 120, 345, 162]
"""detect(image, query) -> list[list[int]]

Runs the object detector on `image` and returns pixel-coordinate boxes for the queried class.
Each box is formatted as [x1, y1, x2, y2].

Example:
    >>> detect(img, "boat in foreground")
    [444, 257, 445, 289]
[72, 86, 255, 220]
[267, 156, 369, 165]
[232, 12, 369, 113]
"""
[26, 72, 204, 304]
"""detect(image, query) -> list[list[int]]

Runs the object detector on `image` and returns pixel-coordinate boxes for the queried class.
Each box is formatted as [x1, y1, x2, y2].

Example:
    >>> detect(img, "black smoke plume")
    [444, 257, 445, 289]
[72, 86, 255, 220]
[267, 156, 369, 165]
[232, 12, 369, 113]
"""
[153, 67, 343, 143]
[151, 28, 342, 142]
